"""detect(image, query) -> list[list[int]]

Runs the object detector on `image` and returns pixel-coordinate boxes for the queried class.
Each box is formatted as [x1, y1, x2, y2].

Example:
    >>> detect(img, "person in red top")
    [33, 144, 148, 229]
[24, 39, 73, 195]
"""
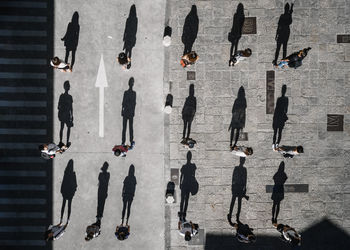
[112, 142, 135, 157]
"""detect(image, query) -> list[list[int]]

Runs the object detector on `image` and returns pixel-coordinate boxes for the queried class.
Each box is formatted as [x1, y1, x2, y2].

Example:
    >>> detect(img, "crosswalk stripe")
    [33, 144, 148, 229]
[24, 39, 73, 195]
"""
[0, 184, 46, 191]
[0, 1, 47, 9]
[0, 199, 46, 205]
[0, 114, 47, 121]
[0, 212, 46, 218]
[0, 72, 47, 79]
[0, 226, 46, 232]
[0, 100, 46, 107]
[0, 170, 46, 177]
[0, 44, 47, 51]
[0, 240, 46, 246]
[0, 29, 47, 37]
[0, 86, 46, 93]
[0, 15, 46, 22]
[0, 58, 46, 65]
[0, 128, 46, 135]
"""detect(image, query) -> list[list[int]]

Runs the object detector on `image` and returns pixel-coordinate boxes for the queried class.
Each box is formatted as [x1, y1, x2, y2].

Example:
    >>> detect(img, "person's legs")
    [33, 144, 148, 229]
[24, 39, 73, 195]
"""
[272, 201, 276, 220]
[67, 198, 72, 221]
[97, 196, 106, 220]
[179, 189, 186, 214]
[183, 120, 187, 139]
[59, 122, 64, 144]
[277, 127, 283, 145]
[186, 121, 192, 139]
[273, 127, 278, 145]
[183, 191, 190, 215]
[64, 49, 69, 64]
[126, 199, 133, 224]
[234, 128, 240, 147]
[228, 196, 237, 219]
[236, 197, 242, 222]
[66, 126, 71, 145]
[121, 198, 127, 224]
[275, 201, 280, 221]
[233, 38, 239, 55]
[71, 49, 76, 69]
[122, 117, 127, 145]
[282, 40, 288, 59]
[230, 128, 234, 146]
[129, 117, 134, 144]
[274, 41, 282, 64]
[60, 198, 66, 223]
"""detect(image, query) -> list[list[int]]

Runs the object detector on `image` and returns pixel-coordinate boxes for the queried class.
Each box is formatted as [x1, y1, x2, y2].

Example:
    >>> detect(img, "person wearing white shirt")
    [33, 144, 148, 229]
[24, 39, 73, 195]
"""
[276, 145, 303, 158]
[231, 145, 253, 157]
[178, 220, 198, 241]
[50, 57, 71, 72]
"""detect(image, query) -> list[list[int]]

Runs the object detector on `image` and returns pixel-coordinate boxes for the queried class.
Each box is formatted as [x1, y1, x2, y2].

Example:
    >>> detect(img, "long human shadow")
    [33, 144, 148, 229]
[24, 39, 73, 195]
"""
[228, 3, 245, 59]
[97, 162, 110, 221]
[179, 151, 198, 220]
[182, 5, 199, 55]
[228, 157, 247, 223]
[58, 81, 73, 147]
[121, 77, 136, 145]
[123, 5, 138, 61]
[229, 86, 246, 148]
[61, 11, 80, 69]
[60, 159, 77, 223]
[271, 161, 287, 224]
[182, 84, 196, 141]
[121, 164, 137, 225]
[272, 84, 288, 147]
[273, 3, 293, 65]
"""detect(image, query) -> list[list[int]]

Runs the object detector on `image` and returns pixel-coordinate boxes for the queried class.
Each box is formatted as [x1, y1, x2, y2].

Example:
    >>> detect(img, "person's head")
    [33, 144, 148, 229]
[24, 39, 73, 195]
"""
[129, 4, 137, 17]
[188, 51, 198, 63]
[128, 77, 134, 89]
[248, 234, 256, 243]
[284, 3, 290, 13]
[38, 144, 47, 151]
[51, 57, 60, 66]
[116, 231, 126, 240]
[128, 164, 135, 176]
[237, 86, 245, 99]
[237, 3, 244, 16]
[72, 11, 79, 24]
[246, 147, 253, 155]
[278, 161, 285, 172]
[301, 47, 311, 57]
[118, 52, 128, 65]
[184, 231, 192, 241]
[114, 149, 121, 157]
[296, 146, 304, 153]
[85, 232, 94, 241]
[281, 84, 287, 96]
[101, 162, 109, 172]
[64, 81, 70, 92]
[65, 159, 74, 174]
[190, 5, 197, 15]
[44, 230, 53, 241]
[189, 84, 195, 96]
[186, 151, 192, 162]
[243, 48, 252, 57]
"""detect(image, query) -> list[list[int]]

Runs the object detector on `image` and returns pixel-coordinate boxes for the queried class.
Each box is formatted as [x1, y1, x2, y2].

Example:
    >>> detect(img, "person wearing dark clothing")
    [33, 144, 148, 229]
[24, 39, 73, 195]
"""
[85, 219, 101, 241]
[228, 157, 248, 223]
[229, 86, 247, 149]
[277, 145, 304, 158]
[228, 3, 245, 63]
[97, 162, 109, 220]
[61, 12, 79, 70]
[123, 4, 137, 68]
[179, 151, 197, 221]
[58, 81, 73, 148]
[274, 223, 301, 246]
[121, 165, 137, 225]
[181, 84, 196, 143]
[271, 162, 288, 224]
[115, 224, 130, 240]
[227, 218, 256, 244]
[272, 85, 288, 150]
[121, 78, 136, 146]
[278, 47, 311, 69]
[60, 160, 77, 224]
[182, 5, 199, 55]
[273, 3, 293, 66]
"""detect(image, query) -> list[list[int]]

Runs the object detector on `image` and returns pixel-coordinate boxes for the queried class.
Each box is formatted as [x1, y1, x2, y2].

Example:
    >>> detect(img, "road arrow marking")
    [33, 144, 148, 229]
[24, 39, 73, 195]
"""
[95, 54, 108, 137]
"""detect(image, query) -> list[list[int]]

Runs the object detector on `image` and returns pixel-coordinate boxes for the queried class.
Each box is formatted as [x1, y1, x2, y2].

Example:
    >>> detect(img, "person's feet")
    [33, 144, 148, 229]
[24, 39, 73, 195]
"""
[66, 142, 71, 148]
[58, 141, 64, 148]
[227, 214, 231, 222]
[181, 138, 186, 144]
[272, 60, 277, 66]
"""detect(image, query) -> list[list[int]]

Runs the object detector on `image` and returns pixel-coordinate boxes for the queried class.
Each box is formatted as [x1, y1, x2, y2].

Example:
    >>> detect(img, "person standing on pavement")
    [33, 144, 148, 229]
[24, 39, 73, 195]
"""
[50, 57, 71, 72]
[273, 3, 294, 66]
[231, 145, 253, 157]
[273, 223, 301, 246]
[277, 47, 311, 69]
[115, 224, 130, 240]
[229, 48, 252, 67]
[276, 145, 304, 158]
[229, 86, 246, 149]
[181, 84, 196, 144]
[178, 219, 198, 241]
[85, 219, 101, 241]
[272, 85, 288, 151]
[228, 3, 245, 65]
[61, 11, 79, 71]
[44, 222, 68, 241]
[58, 81, 73, 148]
[121, 77, 136, 146]
[39, 143, 67, 159]
[228, 220, 256, 244]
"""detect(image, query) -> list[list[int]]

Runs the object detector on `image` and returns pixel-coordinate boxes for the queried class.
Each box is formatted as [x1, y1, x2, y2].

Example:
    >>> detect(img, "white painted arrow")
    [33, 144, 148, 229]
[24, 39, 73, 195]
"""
[95, 54, 108, 137]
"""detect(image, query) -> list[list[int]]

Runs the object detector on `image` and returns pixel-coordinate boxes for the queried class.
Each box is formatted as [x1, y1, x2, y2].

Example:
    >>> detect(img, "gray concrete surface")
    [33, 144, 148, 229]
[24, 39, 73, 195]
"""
[52, 1, 166, 249]
[164, 0, 350, 249]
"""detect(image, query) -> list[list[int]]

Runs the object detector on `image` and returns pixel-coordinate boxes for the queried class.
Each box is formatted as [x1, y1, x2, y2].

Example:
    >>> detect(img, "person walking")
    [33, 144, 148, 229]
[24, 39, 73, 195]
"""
[271, 162, 288, 224]
[231, 145, 253, 157]
[277, 145, 304, 158]
[181, 84, 196, 144]
[50, 57, 71, 72]
[180, 51, 199, 68]
[39, 143, 67, 159]
[85, 219, 101, 241]
[228, 219, 256, 244]
[229, 86, 246, 149]
[115, 224, 130, 240]
[121, 78, 136, 146]
[273, 223, 301, 246]
[118, 52, 131, 70]
[178, 219, 198, 241]
[44, 221, 68, 241]
[277, 47, 312, 69]
[272, 85, 288, 151]
[229, 48, 252, 67]
[228, 3, 245, 64]
[273, 3, 294, 66]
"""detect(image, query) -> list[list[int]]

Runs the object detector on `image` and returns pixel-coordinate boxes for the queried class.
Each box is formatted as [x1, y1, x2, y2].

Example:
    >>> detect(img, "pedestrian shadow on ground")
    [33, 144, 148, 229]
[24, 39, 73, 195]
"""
[182, 5, 199, 55]
[229, 86, 246, 148]
[228, 3, 245, 59]
[60, 159, 77, 223]
[273, 3, 293, 65]
[182, 84, 197, 141]
[228, 157, 248, 223]
[97, 162, 110, 220]
[272, 85, 288, 147]
[123, 5, 138, 61]
[121, 164, 137, 225]
[121, 77, 136, 145]
[271, 161, 287, 224]
[61, 11, 80, 70]
[58, 81, 73, 147]
[179, 151, 198, 220]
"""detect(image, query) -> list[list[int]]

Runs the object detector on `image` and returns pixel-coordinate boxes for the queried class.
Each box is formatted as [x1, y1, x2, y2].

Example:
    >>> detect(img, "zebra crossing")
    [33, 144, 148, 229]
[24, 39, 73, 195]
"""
[0, 0, 52, 249]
